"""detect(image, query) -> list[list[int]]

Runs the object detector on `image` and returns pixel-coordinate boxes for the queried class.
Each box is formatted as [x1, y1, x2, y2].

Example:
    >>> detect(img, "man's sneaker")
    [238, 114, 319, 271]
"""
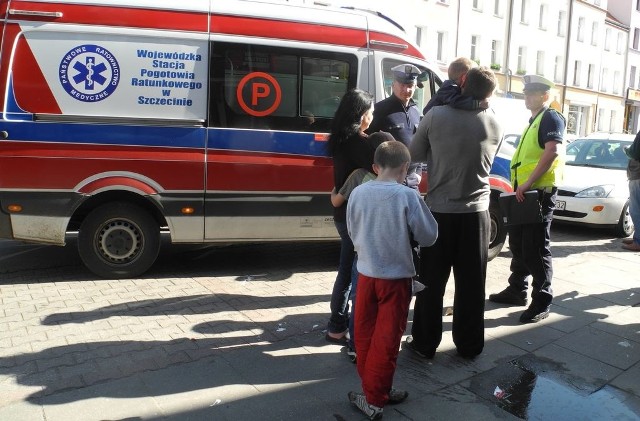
[347, 346, 357, 364]
[388, 388, 408, 404]
[348, 391, 383, 420]
[489, 287, 527, 306]
[519, 304, 550, 323]
[403, 336, 435, 359]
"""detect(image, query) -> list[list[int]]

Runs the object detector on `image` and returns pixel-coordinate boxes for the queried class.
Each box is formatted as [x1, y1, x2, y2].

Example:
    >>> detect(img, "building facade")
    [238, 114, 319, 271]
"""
[284, 0, 636, 135]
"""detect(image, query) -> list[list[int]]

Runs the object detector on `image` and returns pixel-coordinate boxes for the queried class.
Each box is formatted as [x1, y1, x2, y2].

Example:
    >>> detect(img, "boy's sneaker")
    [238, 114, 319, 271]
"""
[387, 388, 408, 404]
[348, 391, 383, 420]
[346, 346, 357, 364]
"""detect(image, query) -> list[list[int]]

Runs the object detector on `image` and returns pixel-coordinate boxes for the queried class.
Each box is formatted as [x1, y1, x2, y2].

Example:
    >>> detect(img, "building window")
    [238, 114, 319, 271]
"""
[631, 66, 637, 89]
[617, 33, 625, 54]
[538, 4, 547, 30]
[594, 0, 601, 6]
[605, 28, 612, 51]
[634, 28, 640, 50]
[587, 64, 595, 89]
[518, 46, 527, 73]
[520, 0, 529, 24]
[577, 17, 585, 42]
[471, 35, 480, 61]
[437, 31, 446, 62]
[591, 22, 598, 46]
[567, 105, 586, 136]
[491, 40, 501, 67]
[554, 56, 563, 83]
[637, 0, 640, 11]
[536, 51, 545, 75]
[613, 71, 620, 94]
[601, 68, 609, 92]
[610, 110, 617, 132]
[473, 0, 483, 11]
[416, 26, 426, 47]
[494, 0, 501, 17]
[597, 108, 605, 131]
[557, 11, 566, 37]
[573, 60, 581, 86]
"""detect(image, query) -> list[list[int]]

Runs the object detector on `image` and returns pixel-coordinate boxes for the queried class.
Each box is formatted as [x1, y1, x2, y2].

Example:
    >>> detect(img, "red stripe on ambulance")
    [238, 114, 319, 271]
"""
[207, 150, 333, 192]
[4, 1, 208, 31]
[210, 14, 368, 48]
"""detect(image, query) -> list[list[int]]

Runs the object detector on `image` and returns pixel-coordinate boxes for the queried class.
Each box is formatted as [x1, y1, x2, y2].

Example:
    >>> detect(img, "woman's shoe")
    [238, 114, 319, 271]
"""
[622, 242, 640, 251]
[325, 330, 348, 344]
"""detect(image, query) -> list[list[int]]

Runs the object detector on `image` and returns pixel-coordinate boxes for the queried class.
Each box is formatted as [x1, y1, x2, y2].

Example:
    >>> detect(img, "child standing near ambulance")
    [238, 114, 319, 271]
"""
[346, 141, 438, 420]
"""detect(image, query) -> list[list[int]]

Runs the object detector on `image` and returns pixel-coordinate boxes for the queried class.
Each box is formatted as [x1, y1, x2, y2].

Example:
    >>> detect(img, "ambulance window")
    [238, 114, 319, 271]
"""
[209, 43, 357, 132]
[301, 58, 350, 119]
[381, 60, 441, 114]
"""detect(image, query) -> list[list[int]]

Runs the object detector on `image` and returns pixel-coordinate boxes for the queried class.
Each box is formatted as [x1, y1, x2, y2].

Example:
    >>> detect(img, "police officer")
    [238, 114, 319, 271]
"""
[367, 64, 422, 146]
[489, 75, 566, 324]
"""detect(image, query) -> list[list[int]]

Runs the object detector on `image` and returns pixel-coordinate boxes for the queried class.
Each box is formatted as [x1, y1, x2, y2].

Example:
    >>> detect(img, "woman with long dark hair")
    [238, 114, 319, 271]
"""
[326, 88, 376, 343]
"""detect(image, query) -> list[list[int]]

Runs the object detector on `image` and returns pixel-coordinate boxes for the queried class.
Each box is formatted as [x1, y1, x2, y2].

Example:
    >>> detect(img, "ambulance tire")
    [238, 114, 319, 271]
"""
[488, 199, 507, 261]
[78, 202, 160, 278]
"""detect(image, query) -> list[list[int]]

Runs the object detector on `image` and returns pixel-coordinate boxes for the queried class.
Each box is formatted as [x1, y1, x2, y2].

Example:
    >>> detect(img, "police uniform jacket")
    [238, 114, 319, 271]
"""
[368, 95, 421, 146]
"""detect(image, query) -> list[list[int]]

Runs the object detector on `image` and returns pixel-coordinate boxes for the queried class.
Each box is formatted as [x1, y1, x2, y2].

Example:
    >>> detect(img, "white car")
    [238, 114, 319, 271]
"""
[554, 133, 635, 237]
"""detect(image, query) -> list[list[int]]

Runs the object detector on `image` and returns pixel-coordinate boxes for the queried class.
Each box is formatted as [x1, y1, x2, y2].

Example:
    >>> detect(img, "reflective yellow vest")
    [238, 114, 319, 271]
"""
[510, 108, 564, 189]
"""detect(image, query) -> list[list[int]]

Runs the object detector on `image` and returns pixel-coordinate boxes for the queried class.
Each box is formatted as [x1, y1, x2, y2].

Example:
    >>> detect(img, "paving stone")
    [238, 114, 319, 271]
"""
[554, 326, 640, 370]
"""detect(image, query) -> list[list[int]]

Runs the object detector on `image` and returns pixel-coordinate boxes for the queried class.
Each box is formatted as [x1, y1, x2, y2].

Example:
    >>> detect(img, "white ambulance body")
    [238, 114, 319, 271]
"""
[0, 0, 457, 277]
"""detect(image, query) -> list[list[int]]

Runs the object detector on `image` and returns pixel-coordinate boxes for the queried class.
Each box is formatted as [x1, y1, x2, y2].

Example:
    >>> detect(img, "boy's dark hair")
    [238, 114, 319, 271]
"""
[461, 66, 497, 100]
[374, 140, 410, 169]
[368, 131, 395, 149]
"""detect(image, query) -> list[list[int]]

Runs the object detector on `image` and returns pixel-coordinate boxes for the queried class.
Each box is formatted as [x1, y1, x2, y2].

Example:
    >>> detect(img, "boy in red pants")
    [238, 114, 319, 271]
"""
[346, 140, 438, 419]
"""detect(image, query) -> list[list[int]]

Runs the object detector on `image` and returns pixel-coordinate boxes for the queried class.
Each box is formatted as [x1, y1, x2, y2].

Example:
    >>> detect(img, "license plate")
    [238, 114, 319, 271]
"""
[556, 200, 566, 211]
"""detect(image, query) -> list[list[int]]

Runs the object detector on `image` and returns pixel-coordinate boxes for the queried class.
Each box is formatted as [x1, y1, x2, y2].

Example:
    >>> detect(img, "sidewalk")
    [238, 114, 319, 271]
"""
[0, 226, 639, 420]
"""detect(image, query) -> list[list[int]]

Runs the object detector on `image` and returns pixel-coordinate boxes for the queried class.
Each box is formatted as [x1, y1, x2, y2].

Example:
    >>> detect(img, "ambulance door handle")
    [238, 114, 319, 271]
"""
[8, 9, 63, 18]
[0, 131, 8, 139]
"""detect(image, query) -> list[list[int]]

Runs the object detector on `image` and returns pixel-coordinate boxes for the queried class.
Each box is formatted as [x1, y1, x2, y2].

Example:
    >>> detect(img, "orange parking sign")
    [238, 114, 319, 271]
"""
[236, 72, 282, 117]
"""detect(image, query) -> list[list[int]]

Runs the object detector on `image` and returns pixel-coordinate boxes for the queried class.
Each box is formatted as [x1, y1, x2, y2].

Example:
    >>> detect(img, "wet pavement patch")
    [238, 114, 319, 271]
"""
[468, 355, 640, 420]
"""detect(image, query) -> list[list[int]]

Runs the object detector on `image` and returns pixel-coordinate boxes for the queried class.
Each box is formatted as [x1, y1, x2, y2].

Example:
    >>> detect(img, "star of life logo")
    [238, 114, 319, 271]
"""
[59, 44, 120, 102]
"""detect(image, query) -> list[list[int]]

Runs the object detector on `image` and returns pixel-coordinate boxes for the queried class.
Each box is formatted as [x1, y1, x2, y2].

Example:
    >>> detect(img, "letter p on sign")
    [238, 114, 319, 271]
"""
[252, 83, 270, 106]
[237, 72, 282, 117]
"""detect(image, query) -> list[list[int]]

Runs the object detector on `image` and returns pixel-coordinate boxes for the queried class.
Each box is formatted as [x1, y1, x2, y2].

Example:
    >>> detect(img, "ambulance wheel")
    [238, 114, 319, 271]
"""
[488, 199, 507, 261]
[78, 202, 160, 278]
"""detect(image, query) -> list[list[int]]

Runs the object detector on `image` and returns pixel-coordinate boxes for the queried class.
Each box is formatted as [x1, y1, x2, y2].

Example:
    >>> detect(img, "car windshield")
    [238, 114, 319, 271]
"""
[565, 139, 631, 170]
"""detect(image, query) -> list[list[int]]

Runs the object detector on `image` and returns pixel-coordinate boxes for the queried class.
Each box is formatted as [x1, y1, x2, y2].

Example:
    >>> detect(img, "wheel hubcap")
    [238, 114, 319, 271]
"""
[97, 220, 142, 263]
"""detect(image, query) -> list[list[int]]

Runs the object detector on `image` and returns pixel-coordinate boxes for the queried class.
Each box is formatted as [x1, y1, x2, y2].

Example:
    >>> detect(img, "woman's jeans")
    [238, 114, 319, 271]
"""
[328, 220, 354, 334]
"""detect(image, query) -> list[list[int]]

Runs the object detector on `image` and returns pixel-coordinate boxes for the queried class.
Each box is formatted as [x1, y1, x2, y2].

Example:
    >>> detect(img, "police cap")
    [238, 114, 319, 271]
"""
[523, 74, 554, 92]
[391, 64, 421, 84]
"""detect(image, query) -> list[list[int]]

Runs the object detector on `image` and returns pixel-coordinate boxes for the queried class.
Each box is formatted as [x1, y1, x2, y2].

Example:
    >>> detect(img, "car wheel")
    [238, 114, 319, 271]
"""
[78, 202, 160, 278]
[488, 198, 507, 260]
[614, 201, 634, 238]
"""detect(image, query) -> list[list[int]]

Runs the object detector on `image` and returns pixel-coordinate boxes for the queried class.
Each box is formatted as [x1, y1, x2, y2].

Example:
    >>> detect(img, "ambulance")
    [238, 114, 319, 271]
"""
[0, 0, 510, 277]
